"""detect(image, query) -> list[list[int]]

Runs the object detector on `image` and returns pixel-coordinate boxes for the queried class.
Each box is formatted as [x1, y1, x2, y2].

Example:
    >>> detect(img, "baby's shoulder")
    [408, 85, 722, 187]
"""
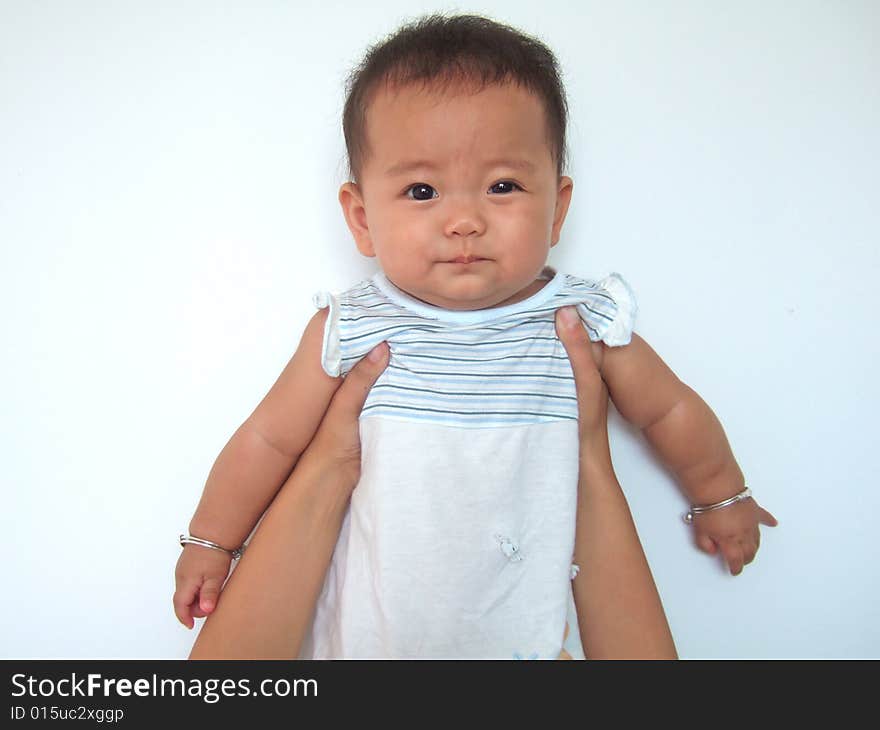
[311, 275, 395, 377]
[555, 271, 638, 348]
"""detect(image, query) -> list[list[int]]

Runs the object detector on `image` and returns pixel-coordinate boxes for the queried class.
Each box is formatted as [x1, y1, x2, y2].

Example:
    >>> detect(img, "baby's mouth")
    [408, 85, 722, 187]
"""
[446, 255, 488, 264]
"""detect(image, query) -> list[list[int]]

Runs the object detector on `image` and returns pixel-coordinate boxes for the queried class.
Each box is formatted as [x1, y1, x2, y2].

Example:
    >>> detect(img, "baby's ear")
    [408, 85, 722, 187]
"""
[338, 182, 375, 257]
[550, 176, 574, 246]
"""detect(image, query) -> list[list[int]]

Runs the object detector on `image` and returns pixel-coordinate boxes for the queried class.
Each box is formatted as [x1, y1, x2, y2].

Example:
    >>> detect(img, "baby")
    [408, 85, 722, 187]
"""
[175, 13, 777, 658]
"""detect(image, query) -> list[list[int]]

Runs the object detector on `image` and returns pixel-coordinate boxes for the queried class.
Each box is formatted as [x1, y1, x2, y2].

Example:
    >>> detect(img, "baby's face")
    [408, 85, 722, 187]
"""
[339, 81, 573, 310]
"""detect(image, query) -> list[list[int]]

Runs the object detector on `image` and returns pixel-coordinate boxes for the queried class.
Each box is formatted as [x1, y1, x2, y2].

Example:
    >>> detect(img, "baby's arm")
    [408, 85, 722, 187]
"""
[174, 309, 342, 626]
[599, 334, 777, 574]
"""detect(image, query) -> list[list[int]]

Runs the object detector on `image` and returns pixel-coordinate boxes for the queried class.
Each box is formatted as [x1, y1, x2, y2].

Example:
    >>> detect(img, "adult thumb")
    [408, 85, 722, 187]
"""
[326, 342, 389, 423]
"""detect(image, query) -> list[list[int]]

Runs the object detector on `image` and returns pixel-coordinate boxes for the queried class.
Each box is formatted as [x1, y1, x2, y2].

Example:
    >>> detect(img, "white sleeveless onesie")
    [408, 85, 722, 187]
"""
[299, 266, 637, 659]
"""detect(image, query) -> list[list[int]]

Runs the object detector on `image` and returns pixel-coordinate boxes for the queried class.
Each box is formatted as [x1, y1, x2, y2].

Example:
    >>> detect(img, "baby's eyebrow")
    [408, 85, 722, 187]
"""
[384, 158, 536, 176]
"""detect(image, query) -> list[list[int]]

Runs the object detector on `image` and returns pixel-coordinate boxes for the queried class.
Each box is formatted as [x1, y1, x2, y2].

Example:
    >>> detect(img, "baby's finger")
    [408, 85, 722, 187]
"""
[742, 533, 759, 565]
[757, 505, 778, 527]
[327, 342, 389, 424]
[190, 597, 209, 619]
[695, 533, 717, 555]
[173, 582, 198, 629]
[720, 538, 745, 576]
[199, 577, 223, 614]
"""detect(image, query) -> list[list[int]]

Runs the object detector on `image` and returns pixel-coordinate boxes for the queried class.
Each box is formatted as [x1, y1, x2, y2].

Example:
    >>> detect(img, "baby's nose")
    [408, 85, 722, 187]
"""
[444, 199, 486, 238]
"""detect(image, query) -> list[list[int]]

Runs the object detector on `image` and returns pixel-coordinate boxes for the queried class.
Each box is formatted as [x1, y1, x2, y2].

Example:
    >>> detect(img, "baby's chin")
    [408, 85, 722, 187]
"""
[407, 278, 534, 312]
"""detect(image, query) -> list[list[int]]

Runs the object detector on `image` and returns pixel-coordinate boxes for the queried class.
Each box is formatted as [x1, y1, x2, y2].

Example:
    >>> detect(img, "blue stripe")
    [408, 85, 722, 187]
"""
[382, 364, 575, 381]
[369, 370, 576, 396]
[399, 352, 570, 364]
[371, 383, 577, 402]
[342, 320, 561, 346]
[361, 402, 577, 421]
[359, 409, 577, 428]
[392, 334, 560, 348]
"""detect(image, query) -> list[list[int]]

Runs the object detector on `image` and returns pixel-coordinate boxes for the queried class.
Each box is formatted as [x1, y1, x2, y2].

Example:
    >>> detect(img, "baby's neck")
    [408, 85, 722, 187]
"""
[381, 267, 557, 313]
[495, 276, 550, 308]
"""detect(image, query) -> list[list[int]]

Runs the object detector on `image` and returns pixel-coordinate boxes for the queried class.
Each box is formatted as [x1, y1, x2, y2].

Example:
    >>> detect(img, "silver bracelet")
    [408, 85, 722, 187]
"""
[683, 486, 752, 524]
[179, 533, 245, 560]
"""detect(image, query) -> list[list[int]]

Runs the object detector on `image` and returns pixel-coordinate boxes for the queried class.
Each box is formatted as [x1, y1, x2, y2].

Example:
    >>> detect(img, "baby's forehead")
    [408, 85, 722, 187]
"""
[358, 78, 556, 176]
[368, 77, 539, 113]
[365, 80, 548, 140]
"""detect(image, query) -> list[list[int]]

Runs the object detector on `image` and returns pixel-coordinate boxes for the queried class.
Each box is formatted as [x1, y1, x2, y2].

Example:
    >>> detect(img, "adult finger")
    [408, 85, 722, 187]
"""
[554, 307, 601, 379]
[554, 307, 606, 427]
[323, 342, 389, 425]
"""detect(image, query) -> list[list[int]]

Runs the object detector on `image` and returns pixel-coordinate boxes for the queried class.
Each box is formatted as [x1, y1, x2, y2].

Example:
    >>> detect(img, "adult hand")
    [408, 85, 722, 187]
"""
[189, 341, 389, 659]
[554, 306, 613, 473]
[554, 306, 677, 659]
[296, 341, 390, 490]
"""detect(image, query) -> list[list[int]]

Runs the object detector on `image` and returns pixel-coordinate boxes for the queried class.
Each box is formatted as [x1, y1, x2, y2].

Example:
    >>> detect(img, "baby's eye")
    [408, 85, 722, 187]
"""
[405, 183, 438, 201]
[489, 181, 523, 195]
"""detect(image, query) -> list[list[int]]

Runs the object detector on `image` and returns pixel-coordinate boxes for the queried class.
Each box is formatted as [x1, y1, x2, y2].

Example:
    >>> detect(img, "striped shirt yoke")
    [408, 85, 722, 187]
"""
[313, 266, 637, 429]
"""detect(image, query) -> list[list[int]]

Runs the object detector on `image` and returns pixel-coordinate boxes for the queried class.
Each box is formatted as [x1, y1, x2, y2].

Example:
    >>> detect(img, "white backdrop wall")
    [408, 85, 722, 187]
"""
[2, 0, 877, 659]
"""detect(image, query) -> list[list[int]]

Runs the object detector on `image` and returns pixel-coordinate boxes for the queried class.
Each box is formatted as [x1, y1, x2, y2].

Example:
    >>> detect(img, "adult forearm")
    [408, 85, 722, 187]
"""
[642, 384, 745, 504]
[189, 454, 352, 659]
[572, 456, 677, 659]
[188, 422, 299, 549]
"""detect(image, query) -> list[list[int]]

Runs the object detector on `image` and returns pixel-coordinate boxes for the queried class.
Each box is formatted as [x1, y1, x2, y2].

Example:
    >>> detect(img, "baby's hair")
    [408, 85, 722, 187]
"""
[342, 12, 569, 184]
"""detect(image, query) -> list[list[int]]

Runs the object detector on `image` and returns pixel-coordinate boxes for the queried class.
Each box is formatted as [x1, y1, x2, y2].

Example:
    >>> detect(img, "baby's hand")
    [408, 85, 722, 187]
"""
[691, 497, 778, 576]
[173, 545, 233, 629]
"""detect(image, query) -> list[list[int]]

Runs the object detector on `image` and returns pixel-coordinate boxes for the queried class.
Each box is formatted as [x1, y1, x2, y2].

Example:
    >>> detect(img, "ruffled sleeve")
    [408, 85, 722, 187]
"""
[312, 290, 342, 377]
[575, 272, 638, 347]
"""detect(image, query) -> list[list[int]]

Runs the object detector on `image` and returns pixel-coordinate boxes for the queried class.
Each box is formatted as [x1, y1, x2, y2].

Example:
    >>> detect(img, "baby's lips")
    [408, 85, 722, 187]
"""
[442, 254, 490, 264]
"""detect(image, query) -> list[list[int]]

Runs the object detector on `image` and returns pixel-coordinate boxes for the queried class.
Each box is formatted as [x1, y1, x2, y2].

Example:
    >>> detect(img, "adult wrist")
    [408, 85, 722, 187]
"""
[270, 455, 355, 541]
[578, 458, 623, 498]
[578, 443, 616, 477]
[295, 450, 360, 499]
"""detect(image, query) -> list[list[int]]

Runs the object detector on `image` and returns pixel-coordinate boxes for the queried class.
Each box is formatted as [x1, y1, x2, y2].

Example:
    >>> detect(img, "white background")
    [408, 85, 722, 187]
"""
[2, 0, 877, 659]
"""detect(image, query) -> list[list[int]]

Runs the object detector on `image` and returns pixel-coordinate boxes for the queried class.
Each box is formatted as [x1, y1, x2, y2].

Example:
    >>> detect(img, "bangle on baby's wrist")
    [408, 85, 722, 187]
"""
[179, 533, 246, 560]
[683, 486, 752, 524]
